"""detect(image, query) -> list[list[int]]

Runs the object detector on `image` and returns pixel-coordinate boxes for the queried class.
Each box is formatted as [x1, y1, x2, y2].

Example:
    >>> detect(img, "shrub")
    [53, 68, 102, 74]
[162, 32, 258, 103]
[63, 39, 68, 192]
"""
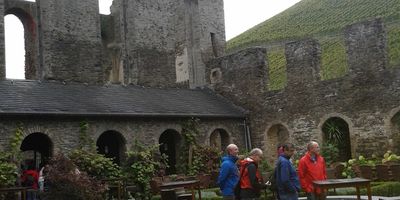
[370, 182, 400, 197]
[42, 154, 106, 200]
[124, 140, 166, 199]
[0, 152, 18, 187]
[321, 142, 339, 166]
[69, 149, 122, 180]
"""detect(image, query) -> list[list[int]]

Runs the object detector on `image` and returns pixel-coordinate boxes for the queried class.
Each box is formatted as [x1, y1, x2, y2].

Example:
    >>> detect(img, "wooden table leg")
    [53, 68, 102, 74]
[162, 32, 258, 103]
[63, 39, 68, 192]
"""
[197, 185, 202, 200]
[366, 185, 372, 200]
[356, 186, 360, 200]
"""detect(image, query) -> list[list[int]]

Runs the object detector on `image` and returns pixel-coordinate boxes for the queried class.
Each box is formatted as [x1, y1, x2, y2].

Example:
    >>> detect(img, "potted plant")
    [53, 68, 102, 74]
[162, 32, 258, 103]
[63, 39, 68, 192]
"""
[356, 155, 376, 179]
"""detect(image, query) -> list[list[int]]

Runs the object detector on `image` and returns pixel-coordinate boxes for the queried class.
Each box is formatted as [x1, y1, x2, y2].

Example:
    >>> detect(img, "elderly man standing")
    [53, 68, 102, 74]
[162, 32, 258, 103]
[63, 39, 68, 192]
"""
[238, 148, 267, 200]
[298, 141, 327, 200]
[217, 144, 240, 200]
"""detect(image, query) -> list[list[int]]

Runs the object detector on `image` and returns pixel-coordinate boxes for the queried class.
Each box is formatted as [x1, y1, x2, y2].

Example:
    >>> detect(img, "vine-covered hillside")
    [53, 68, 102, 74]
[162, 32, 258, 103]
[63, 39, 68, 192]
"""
[227, 0, 400, 51]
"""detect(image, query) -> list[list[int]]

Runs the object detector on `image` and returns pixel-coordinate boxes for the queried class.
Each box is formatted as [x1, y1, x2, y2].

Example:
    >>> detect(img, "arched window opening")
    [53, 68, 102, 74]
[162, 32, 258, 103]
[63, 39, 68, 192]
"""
[20, 132, 53, 170]
[209, 129, 230, 152]
[5, 14, 25, 79]
[390, 112, 400, 154]
[159, 129, 182, 175]
[266, 124, 289, 164]
[97, 130, 126, 165]
[322, 117, 351, 162]
[99, 0, 113, 15]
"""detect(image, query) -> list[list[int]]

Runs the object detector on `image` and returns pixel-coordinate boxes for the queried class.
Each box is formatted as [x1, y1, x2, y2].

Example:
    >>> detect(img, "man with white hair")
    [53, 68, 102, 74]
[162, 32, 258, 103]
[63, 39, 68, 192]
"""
[217, 144, 240, 200]
[238, 148, 267, 200]
[298, 141, 327, 200]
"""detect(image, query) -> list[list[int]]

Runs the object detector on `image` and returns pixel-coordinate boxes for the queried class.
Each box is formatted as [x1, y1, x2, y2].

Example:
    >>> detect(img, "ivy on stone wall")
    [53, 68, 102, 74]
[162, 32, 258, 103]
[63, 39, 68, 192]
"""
[177, 118, 200, 174]
[0, 122, 24, 188]
[78, 120, 96, 152]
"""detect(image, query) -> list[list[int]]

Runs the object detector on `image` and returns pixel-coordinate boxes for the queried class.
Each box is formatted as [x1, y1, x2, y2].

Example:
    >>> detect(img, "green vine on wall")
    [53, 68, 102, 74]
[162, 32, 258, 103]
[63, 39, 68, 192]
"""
[177, 118, 200, 174]
[0, 122, 24, 187]
[78, 120, 96, 152]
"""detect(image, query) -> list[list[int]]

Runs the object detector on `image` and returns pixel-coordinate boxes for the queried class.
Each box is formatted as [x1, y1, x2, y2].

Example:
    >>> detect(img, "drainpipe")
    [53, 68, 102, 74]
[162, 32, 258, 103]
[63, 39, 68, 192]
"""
[243, 119, 252, 151]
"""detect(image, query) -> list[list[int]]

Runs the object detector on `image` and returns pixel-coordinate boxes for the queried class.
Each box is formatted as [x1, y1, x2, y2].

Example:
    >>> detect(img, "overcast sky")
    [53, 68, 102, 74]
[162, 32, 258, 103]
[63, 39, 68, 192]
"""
[5, 0, 300, 79]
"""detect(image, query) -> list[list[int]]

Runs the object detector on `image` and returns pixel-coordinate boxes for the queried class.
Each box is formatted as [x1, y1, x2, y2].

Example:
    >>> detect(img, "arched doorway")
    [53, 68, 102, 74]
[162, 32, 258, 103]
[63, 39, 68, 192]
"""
[159, 129, 181, 175]
[322, 117, 351, 161]
[96, 130, 126, 165]
[5, 7, 38, 79]
[390, 111, 400, 154]
[209, 129, 230, 152]
[20, 132, 52, 170]
[266, 124, 289, 163]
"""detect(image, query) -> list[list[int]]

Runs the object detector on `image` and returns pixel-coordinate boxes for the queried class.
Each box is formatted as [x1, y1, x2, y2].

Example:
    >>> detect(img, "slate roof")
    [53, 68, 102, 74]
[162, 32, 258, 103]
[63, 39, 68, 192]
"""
[0, 80, 245, 118]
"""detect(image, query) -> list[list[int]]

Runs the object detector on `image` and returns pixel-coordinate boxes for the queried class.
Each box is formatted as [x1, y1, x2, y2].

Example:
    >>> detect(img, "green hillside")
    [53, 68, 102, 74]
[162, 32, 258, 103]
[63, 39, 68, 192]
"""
[226, 0, 400, 90]
[227, 0, 400, 51]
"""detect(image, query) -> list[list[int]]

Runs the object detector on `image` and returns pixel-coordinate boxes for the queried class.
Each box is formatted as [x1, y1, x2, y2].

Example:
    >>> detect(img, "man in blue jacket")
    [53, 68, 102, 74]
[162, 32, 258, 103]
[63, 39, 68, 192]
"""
[217, 144, 240, 200]
[276, 143, 301, 200]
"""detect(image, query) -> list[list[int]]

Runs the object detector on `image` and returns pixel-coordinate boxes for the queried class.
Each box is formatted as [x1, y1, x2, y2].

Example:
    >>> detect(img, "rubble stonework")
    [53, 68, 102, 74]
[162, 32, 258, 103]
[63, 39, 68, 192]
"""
[206, 19, 400, 162]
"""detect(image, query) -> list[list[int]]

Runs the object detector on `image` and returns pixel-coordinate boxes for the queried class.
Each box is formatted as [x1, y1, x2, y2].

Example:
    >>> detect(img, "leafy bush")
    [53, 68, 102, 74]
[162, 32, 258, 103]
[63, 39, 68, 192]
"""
[0, 153, 18, 187]
[370, 182, 400, 197]
[188, 146, 221, 176]
[70, 121, 122, 180]
[0, 123, 25, 188]
[43, 154, 106, 200]
[321, 142, 339, 165]
[124, 140, 166, 199]
[69, 149, 122, 180]
[382, 150, 400, 164]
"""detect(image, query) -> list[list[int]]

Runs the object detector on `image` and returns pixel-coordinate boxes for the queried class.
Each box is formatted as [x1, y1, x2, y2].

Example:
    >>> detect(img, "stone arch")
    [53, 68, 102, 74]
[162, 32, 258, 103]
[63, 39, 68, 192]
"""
[20, 132, 53, 170]
[159, 129, 182, 175]
[209, 128, 230, 152]
[264, 123, 290, 164]
[5, 7, 38, 79]
[388, 107, 400, 154]
[318, 113, 355, 156]
[321, 117, 352, 162]
[96, 130, 127, 165]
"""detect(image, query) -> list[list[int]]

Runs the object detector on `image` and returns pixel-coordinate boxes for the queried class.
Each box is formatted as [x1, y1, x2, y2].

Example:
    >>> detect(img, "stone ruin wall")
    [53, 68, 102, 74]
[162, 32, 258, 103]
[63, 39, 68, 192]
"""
[0, 0, 225, 88]
[206, 18, 400, 163]
[0, 116, 245, 157]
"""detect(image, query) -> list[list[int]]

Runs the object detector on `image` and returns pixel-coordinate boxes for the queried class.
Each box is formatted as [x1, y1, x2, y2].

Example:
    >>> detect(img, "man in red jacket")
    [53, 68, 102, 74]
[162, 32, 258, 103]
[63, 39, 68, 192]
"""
[298, 141, 327, 200]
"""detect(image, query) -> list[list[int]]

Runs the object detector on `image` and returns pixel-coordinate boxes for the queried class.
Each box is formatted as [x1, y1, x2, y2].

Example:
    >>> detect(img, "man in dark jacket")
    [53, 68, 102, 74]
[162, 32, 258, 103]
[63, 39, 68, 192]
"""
[217, 144, 240, 200]
[276, 143, 301, 200]
[239, 148, 267, 200]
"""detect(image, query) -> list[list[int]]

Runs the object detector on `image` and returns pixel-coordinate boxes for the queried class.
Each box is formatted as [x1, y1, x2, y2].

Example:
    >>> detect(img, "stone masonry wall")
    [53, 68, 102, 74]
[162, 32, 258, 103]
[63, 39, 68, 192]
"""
[38, 0, 104, 84]
[108, 0, 224, 88]
[4, 0, 40, 79]
[0, 116, 245, 157]
[207, 19, 400, 162]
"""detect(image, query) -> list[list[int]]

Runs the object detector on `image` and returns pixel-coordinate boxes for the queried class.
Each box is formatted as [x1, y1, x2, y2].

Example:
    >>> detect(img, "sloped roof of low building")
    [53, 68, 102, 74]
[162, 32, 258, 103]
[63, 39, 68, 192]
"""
[0, 80, 245, 118]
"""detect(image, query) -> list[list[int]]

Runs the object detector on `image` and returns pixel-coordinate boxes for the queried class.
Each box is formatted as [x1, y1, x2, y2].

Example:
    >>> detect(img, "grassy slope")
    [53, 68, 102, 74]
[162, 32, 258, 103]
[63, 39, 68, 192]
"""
[227, 0, 400, 51]
[226, 0, 400, 90]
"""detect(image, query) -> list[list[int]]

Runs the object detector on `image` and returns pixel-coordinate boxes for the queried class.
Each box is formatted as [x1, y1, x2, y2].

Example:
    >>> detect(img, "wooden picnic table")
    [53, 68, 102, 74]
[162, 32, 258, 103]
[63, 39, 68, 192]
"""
[160, 180, 201, 200]
[313, 178, 372, 200]
[0, 186, 28, 200]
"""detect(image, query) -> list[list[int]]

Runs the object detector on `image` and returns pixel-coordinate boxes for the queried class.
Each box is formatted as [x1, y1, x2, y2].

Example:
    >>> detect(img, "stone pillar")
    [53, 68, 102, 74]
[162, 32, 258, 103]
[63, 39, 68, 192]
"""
[344, 18, 387, 75]
[285, 39, 321, 88]
[38, 0, 103, 84]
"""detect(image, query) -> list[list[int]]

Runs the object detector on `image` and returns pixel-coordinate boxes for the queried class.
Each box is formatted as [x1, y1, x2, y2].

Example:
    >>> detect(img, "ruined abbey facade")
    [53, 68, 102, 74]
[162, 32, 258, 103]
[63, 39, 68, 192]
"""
[0, 0, 399, 170]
